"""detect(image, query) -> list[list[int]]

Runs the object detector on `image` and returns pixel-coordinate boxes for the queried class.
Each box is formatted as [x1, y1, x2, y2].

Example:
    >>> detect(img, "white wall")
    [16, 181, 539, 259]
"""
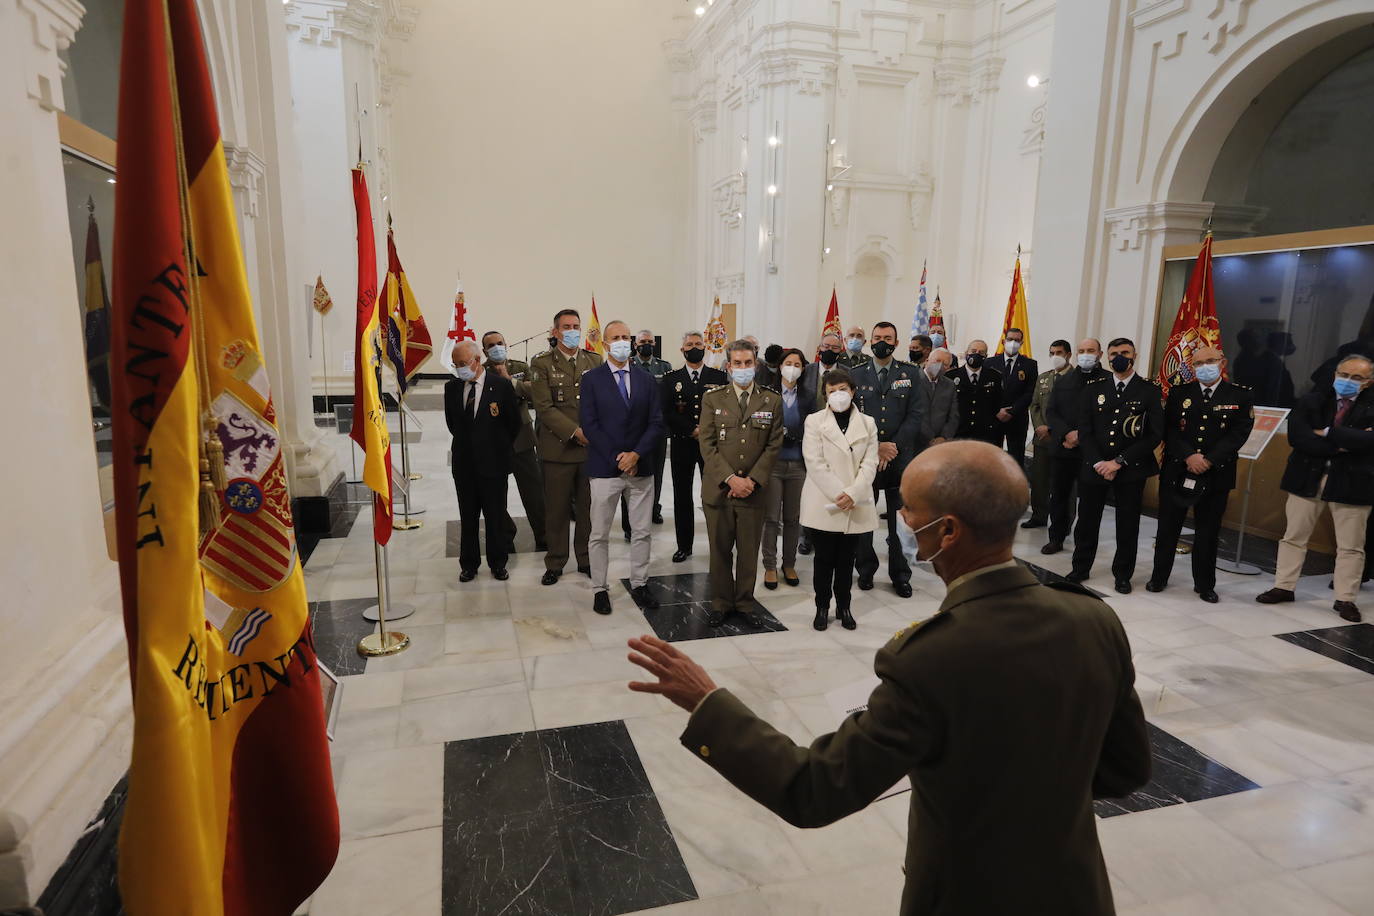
[384, 0, 690, 360]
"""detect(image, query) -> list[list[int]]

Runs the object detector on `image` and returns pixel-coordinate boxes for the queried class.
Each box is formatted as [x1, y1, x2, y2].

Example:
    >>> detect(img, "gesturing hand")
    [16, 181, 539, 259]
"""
[627, 635, 718, 713]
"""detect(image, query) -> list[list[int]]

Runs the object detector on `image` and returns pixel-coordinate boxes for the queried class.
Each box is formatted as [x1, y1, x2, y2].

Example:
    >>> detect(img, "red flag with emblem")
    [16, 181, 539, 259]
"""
[1157, 233, 1223, 396]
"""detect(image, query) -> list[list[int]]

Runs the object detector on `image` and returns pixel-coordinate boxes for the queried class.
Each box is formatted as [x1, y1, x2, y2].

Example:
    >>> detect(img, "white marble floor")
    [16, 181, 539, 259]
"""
[301, 394, 1374, 915]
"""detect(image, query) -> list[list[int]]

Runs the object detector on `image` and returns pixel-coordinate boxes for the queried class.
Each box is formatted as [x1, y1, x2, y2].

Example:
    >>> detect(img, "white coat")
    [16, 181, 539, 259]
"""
[799, 407, 880, 534]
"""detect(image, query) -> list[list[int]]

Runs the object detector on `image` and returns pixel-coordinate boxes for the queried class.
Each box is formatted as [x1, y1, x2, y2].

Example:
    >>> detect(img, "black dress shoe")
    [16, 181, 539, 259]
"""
[745, 610, 765, 629]
[1066, 571, 1088, 584]
[837, 607, 857, 630]
[783, 568, 800, 587]
[459, 569, 478, 583]
[893, 582, 913, 599]
[631, 585, 660, 609]
[492, 568, 509, 581]
[672, 549, 691, 563]
[1020, 518, 1047, 529]
[578, 564, 592, 577]
[763, 571, 778, 591]
[1256, 588, 1295, 604]
[1198, 590, 1219, 603]
[593, 591, 612, 615]
[1041, 541, 1063, 555]
[706, 610, 726, 627]
[813, 609, 829, 631]
[798, 541, 813, 556]
[857, 576, 875, 591]
[653, 511, 664, 524]
[541, 570, 560, 586]
[1335, 600, 1363, 622]
[1114, 579, 1132, 595]
[1145, 580, 1166, 593]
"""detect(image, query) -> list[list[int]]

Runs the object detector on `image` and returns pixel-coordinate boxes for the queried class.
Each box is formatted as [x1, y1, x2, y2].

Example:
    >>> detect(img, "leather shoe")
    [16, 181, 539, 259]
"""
[783, 567, 800, 587]
[1041, 541, 1063, 555]
[837, 607, 857, 630]
[1256, 587, 1295, 604]
[1020, 518, 1047, 529]
[1066, 571, 1088, 584]
[592, 591, 612, 615]
[459, 569, 478, 583]
[1114, 579, 1132, 595]
[672, 549, 691, 563]
[893, 582, 913, 599]
[492, 568, 509, 581]
[578, 564, 592, 577]
[541, 570, 560, 586]
[1198, 589, 1219, 603]
[706, 610, 726, 628]
[1145, 580, 1166, 593]
[745, 610, 765, 629]
[763, 570, 778, 590]
[653, 510, 664, 524]
[1335, 600, 1362, 622]
[813, 608, 829, 631]
[857, 576, 875, 591]
[798, 541, 813, 556]
[631, 585, 659, 609]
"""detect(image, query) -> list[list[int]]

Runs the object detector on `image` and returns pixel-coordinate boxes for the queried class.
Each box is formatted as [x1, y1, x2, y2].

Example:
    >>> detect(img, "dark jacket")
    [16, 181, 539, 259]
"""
[778, 380, 820, 459]
[445, 373, 521, 478]
[916, 371, 959, 449]
[1046, 365, 1109, 457]
[985, 353, 1039, 417]
[1280, 387, 1374, 504]
[578, 361, 667, 479]
[1161, 380, 1254, 492]
[950, 365, 1003, 443]
[680, 564, 1150, 916]
[661, 365, 728, 438]
[850, 359, 924, 474]
[1077, 374, 1164, 482]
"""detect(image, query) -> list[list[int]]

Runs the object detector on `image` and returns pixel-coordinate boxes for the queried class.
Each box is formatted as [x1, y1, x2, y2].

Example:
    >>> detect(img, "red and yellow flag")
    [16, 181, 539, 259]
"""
[820, 288, 841, 344]
[382, 226, 432, 392]
[82, 202, 112, 410]
[1158, 232, 1223, 395]
[584, 295, 605, 355]
[350, 168, 394, 544]
[111, 0, 338, 912]
[997, 250, 1032, 356]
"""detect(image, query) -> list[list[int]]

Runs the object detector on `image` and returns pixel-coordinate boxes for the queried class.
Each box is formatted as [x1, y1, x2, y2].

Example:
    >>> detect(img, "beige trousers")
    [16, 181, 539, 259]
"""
[1275, 486, 1372, 602]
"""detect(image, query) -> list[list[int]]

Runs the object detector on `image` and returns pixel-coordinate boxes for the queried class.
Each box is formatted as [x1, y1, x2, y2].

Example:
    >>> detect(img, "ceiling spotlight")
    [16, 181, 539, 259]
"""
[1026, 74, 1046, 88]
[767, 184, 778, 195]
[735, 210, 742, 219]
[695, 5, 705, 15]
[829, 138, 837, 145]
[767, 135, 779, 147]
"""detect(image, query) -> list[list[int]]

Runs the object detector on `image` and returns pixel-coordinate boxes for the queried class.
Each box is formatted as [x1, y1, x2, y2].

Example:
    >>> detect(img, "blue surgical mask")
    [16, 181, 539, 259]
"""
[561, 329, 581, 349]
[1077, 353, 1098, 371]
[896, 514, 949, 566]
[731, 367, 755, 387]
[930, 334, 945, 348]
[486, 344, 507, 363]
[608, 339, 633, 362]
[1194, 362, 1221, 385]
[1334, 377, 1362, 399]
[846, 337, 864, 353]
[455, 364, 476, 382]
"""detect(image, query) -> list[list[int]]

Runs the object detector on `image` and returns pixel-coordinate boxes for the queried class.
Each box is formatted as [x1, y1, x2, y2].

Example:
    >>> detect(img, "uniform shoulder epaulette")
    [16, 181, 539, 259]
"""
[705, 383, 728, 393]
[1085, 376, 1108, 385]
[1231, 381, 1252, 390]
[888, 611, 951, 652]
[1045, 580, 1104, 601]
[758, 383, 781, 394]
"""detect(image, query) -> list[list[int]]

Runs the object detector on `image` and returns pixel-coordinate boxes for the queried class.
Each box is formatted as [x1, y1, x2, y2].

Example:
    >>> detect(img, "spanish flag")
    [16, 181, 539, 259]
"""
[382, 224, 432, 393]
[111, 0, 338, 913]
[585, 294, 605, 355]
[997, 250, 1032, 357]
[350, 167, 394, 545]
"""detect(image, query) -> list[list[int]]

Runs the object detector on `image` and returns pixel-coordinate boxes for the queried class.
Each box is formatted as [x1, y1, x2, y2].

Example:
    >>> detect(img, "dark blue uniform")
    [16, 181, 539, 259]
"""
[849, 359, 923, 591]
[661, 364, 728, 556]
[986, 353, 1039, 466]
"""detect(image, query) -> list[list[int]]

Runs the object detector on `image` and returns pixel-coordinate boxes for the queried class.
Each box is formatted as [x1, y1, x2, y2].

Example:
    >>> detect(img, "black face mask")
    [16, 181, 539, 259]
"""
[909, 349, 924, 363]
[684, 347, 705, 364]
[871, 341, 895, 360]
[965, 353, 985, 369]
[636, 344, 655, 359]
[1109, 354, 1133, 373]
[819, 349, 840, 366]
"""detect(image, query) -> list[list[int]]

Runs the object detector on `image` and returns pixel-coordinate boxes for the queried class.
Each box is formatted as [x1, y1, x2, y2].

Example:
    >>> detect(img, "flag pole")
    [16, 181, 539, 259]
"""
[320, 306, 330, 417]
[357, 533, 409, 657]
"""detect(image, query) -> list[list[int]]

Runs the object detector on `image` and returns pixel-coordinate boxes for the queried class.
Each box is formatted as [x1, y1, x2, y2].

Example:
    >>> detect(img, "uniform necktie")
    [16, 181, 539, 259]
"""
[970, 372, 978, 385]
[739, 390, 749, 417]
[466, 380, 476, 418]
[1117, 381, 1126, 396]
[691, 370, 698, 385]
[1203, 388, 1213, 403]
[1336, 397, 1354, 427]
[878, 366, 888, 388]
[616, 369, 630, 404]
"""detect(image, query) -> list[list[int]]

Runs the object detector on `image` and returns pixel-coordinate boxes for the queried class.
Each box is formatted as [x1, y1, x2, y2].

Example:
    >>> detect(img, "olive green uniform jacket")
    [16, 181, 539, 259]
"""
[527, 347, 604, 463]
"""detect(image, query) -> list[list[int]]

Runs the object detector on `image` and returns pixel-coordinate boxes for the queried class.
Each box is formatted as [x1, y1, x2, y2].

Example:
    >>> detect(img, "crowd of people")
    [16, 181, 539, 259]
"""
[444, 308, 1374, 626]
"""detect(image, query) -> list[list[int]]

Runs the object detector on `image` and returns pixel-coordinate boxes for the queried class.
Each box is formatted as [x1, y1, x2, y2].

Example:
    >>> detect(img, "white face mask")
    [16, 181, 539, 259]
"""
[1077, 353, 1099, 371]
[904, 515, 948, 564]
[827, 390, 853, 413]
[608, 339, 633, 362]
[925, 361, 944, 379]
[1050, 354, 1066, 371]
[780, 364, 803, 384]
[1004, 340, 1021, 356]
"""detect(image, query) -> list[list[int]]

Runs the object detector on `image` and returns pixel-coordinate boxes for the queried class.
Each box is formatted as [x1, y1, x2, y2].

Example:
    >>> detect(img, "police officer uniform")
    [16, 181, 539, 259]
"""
[1149, 379, 1254, 599]
[485, 357, 547, 550]
[1025, 364, 1070, 527]
[986, 351, 1039, 466]
[1043, 363, 1109, 550]
[620, 352, 673, 536]
[698, 380, 785, 626]
[529, 345, 604, 582]
[849, 358, 923, 596]
[662, 362, 728, 560]
[950, 363, 1004, 444]
[1070, 373, 1164, 590]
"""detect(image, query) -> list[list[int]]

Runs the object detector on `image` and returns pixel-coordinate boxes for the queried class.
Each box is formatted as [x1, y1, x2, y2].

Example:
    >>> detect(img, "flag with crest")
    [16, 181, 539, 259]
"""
[703, 296, 727, 369]
[1158, 232, 1223, 395]
[350, 167, 393, 545]
[381, 224, 432, 393]
[910, 261, 929, 340]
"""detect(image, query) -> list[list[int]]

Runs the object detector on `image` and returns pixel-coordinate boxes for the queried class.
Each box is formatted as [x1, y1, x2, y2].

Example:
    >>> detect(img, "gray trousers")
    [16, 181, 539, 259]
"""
[590, 474, 654, 592]
[762, 458, 806, 570]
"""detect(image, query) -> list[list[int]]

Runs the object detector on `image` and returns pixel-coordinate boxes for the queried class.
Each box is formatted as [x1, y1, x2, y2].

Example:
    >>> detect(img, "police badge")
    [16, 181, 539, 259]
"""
[1097, 394, 1106, 406]
[490, 402, 500, 417]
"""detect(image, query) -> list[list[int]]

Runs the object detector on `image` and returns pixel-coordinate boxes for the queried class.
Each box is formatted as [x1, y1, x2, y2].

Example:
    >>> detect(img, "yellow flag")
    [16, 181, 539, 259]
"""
[997, 252, 1032, 357]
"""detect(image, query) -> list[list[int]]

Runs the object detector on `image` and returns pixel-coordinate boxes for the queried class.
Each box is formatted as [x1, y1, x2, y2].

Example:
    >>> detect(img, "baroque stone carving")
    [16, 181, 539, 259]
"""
[15, 0, 84, 111]
[223, 143, 267, 219]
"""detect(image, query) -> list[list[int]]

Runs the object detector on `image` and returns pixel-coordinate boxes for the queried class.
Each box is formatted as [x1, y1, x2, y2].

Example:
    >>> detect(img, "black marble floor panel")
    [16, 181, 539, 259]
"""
[443, 721, 696, 916]
[1275, 623, 1374, 676]
[36, 777, 126, 915]
[1016, 558, 1106, 598]
[309, 597, 377, 676]
[1093, 722, 1259, 817]
[621, 572, 788, 640]
[446, 518, 539, 557]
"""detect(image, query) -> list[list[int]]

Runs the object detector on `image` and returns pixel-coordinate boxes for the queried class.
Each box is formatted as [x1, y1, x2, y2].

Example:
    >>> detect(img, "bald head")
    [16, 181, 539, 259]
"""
[1078, 338, 1101, 355]
[901, 441, 1028, 547]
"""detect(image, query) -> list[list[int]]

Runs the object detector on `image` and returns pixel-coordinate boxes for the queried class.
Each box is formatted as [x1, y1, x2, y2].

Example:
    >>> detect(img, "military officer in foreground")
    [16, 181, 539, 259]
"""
[1023, 338, 1073, 529]
[482, 331, 547, 551]
[661, 332, 727, 562]
[620, 328, 673, 538]
[625, 440, 1151, 916]
[698, 340, 785, 627]
[1148, 347, 1254, 602]
[529, 308, 604, 586]
[951, 340, 1004, 444]
[850, 321, 923, 598]
[1069, 337, 1164, 593]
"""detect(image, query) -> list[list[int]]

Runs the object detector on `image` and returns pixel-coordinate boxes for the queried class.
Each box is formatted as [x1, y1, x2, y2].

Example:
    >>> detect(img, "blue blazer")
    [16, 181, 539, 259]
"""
[579, 361, 667, 479]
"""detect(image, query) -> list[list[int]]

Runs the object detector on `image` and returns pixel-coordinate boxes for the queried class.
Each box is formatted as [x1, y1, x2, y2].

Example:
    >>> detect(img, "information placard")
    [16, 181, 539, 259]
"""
[1238, 406, 1290, 460]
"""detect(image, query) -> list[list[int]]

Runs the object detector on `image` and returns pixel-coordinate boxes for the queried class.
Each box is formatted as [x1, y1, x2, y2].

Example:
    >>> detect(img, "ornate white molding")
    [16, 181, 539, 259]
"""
[714, 172, 745, 227]
[933, 58, 973, 106]
[749, 48, 838, 97]
[1104, 200, 1214, 251]
[1203, 0, 1254, 55]
[714, 272, 744, 306]
[284, 0, 382, 46]
[1131, 0, 1190, 30]
[1020, 97, 1047, 156]
[970, 56, 1005, 103]
[847, 234, 903, 279]
[829, 186, 849, 228]
[224, 143, 267, 219]
[15, 0, 84, 111]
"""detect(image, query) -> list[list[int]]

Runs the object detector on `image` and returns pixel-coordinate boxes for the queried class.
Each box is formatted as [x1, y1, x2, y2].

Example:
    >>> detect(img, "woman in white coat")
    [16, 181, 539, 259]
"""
[799, 367, 880, 630]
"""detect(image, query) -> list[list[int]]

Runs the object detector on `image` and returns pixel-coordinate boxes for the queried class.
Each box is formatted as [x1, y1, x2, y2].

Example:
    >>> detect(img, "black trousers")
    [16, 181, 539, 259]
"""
[854, 465, 911, 586]
[1071, 474, 1147, 581]
[1048, 454, 1082, 544]
[454, 466, 510, 572]
[505, 447, 546, 547]
[997, 415, 1030, 469]
[623, 439, 668, 534]
[669, 437, 704, 552]
[1152, 481, 1231, 592]
[808, 528, 860, 610]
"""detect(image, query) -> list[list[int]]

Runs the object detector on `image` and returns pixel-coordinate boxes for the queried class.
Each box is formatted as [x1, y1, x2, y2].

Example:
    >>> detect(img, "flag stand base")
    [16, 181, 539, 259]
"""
[393, 519, 424, 531]
[409, 473, 423, 481]
[358, 631, 410, 657]
[364, 602, 415, 622]
[357, 539, 411, 656]
[1216, 559, 1262, 576]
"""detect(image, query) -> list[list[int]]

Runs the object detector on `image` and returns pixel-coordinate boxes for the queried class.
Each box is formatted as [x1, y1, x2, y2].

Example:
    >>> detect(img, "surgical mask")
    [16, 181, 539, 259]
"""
[930, 333, 945, 348]
[560, 329, 581, 349]
[910, 515, 950, 564]
[608, 339, 633, 362]
[965, 353, 985, 369]
[486, 344, 507, 363]
[1077, 353, 1098, 371]
[871, 341, 895, 360]
[1050, 355, 1067, 371]
[845, 337, 864, 354]
[730, 367, 755, 387]
[1334, 377, 1362, 399]
[1109, 354, 1133, 374]
[925, 361, 943, 380]
[636, 343, 655, 359]
[1004, 340, 1021, 356]
[780, 365, 803, 384]
[455, 364, 477, 382]
[684, 347, 705, 363]
[909, 349, 924, 363]
[1194, 362, 1222, 385]
[819, 349, 840, 366]
[827, 390, 852, 412]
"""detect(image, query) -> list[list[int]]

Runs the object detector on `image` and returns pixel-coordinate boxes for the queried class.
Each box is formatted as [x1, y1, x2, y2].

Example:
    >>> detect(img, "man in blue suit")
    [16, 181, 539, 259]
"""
[581, 319, 668, 614]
